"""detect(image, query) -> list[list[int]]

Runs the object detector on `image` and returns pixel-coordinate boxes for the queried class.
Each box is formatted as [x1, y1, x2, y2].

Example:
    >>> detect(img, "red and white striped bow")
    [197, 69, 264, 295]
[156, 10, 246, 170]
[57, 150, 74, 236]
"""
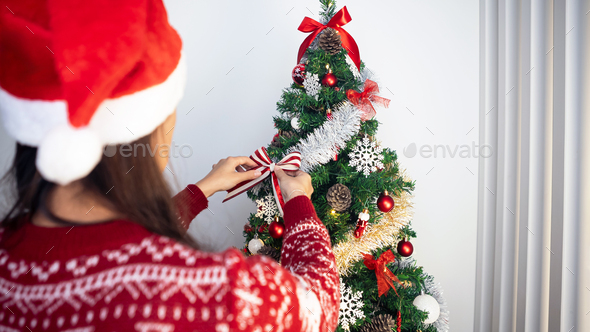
[223, 147, 302, 216]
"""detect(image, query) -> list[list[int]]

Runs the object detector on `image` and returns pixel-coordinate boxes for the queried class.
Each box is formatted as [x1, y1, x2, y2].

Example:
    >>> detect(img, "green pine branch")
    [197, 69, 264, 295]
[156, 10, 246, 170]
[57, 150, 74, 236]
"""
[239, 7, 442, 330]
[319, 0, 337, 22]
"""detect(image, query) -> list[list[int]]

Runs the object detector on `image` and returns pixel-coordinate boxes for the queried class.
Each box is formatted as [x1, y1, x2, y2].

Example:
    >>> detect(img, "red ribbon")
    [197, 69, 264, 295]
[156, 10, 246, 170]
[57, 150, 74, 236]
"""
[223, 147, 301, 217]
[346, 79, 391, 121]
[297, 6, 361, 71]
[362, 250, 402, 297]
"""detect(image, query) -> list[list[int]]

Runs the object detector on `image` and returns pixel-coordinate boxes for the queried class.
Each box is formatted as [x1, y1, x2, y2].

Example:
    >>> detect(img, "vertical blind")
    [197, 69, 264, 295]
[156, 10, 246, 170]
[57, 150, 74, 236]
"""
[475, 0, 590, 331]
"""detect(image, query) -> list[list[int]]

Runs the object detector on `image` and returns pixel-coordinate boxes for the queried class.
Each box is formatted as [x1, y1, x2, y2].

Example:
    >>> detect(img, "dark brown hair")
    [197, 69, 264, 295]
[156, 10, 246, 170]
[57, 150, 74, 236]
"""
[1, 134, 196, 247]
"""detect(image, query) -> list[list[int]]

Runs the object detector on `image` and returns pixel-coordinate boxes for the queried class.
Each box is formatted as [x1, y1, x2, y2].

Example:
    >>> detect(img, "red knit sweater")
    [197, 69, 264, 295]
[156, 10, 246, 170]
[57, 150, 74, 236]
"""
[0, 185, 339, 332]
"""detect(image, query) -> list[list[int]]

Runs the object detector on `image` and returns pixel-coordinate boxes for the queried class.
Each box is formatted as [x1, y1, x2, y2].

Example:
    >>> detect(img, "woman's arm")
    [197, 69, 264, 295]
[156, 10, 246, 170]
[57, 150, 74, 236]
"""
[226, 168, 339, 331]
[173, 184, 209, 230]
[280, 195, 340, 330]
[226, 196, 339, 331]
[173, 156, 262, 230]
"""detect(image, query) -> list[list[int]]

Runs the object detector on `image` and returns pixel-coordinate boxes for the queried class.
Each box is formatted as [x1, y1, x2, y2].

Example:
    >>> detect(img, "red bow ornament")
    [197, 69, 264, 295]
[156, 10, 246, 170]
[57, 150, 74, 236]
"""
[297, 6, 361, 71]
[347, 79, 391, 121]
[362, 250, 402, 297]
[223, 147, 301, 217]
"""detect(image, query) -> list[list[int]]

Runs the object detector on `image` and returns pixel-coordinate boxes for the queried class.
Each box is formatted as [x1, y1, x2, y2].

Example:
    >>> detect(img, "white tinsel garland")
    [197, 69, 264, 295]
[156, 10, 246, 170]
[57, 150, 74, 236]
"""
[424, 277, 449, 332]
[345, 54, 362, 81]
[397, 258, 450, 332]
[288, 102, 362, 172]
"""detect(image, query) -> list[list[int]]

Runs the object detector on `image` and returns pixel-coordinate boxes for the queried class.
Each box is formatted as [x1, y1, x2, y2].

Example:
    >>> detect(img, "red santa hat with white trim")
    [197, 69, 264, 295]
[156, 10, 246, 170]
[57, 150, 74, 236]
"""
[0, 0, 186, 185]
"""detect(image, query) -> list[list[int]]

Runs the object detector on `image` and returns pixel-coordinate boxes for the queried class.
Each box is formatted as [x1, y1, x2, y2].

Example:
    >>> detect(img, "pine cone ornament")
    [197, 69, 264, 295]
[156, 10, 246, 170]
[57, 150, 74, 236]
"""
[327, 183, 352, 212]
[359, 314, 396, 332]
[257, 245, 281, 262]
[271, 130, 297, 148]
[319, 28, 342, 55]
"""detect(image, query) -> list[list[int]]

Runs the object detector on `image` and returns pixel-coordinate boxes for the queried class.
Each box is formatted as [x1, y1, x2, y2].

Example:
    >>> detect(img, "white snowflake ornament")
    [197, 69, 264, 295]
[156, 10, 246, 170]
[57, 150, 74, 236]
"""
[303, 73, 321, 100]
[255, 195, 279, 223]
[348, 137, 384, 177]
[338, 278, 365, 331]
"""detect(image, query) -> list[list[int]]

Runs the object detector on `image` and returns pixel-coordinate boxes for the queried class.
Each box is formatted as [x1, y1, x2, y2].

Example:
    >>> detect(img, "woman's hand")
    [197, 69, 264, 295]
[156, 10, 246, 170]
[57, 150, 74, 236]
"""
[196, 157, 261, 198]
[274, 167, 314, 202]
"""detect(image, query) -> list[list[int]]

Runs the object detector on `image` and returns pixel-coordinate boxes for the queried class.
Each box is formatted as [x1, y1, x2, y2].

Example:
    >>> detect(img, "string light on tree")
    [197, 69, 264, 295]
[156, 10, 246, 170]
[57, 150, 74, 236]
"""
[236, 1, 448, 330]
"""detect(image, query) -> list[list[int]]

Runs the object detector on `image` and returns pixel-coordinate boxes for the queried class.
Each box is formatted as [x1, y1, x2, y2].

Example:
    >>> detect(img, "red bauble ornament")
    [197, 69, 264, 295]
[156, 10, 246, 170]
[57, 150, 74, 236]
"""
[258, 224, 268, 233]
[377, 191, 395, 212]
[354, 209, 370, 238]
[292, 64, 306, 85]
[321, 72, 338, 87]
[244, 224, 253, 233]
[397, 239, 414, 257]
[269, 220, 285, 239]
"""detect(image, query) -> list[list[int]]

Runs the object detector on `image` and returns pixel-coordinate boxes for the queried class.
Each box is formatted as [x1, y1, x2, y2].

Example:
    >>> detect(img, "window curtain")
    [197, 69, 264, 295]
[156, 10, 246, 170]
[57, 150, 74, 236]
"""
[475, 0, 590, 331]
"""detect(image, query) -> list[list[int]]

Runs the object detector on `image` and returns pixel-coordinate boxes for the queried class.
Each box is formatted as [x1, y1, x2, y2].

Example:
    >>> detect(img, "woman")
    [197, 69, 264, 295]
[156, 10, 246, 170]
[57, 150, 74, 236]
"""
[0, 0, 339, 331]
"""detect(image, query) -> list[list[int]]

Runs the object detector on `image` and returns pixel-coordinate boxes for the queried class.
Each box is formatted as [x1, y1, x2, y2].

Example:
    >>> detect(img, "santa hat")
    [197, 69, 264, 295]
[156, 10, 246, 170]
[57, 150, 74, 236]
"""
[0, 0, 186, 185]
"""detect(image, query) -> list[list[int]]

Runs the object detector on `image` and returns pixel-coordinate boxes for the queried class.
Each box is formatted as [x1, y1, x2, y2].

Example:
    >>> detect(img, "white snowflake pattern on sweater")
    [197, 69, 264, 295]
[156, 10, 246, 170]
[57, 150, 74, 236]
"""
[0, 198, 339, 332]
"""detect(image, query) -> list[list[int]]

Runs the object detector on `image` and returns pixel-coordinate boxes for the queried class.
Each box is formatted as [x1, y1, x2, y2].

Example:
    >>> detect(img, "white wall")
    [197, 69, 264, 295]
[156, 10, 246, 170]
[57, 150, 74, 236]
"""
[0, 0, 479, 330]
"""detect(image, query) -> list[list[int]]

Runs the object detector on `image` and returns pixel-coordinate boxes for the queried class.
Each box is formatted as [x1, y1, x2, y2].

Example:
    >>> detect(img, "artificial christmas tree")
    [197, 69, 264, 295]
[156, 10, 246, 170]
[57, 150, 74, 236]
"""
[225, 1, 449, 331]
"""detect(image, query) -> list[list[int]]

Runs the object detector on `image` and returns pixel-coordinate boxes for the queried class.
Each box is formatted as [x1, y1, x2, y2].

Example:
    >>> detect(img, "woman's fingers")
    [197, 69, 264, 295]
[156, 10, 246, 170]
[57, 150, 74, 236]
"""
[274, 166, 287, 180]
[274, 167, 313, 201]
[237, 169, 262, 182]
[230, 156, 258, 168]
[235, 165, 248, 173]
[198, 156, 309, 199]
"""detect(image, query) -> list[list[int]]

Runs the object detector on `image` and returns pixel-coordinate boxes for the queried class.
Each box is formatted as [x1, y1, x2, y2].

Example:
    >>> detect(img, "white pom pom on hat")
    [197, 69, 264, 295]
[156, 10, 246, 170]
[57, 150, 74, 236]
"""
[0, 0, 187, 185]
[37, 125, 103, 186]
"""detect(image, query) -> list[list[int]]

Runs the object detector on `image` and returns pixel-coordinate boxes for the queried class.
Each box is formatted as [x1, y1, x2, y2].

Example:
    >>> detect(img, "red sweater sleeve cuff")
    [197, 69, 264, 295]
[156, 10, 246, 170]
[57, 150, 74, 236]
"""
[282, 195, 317, 227]
[173, 184, 209, 230]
